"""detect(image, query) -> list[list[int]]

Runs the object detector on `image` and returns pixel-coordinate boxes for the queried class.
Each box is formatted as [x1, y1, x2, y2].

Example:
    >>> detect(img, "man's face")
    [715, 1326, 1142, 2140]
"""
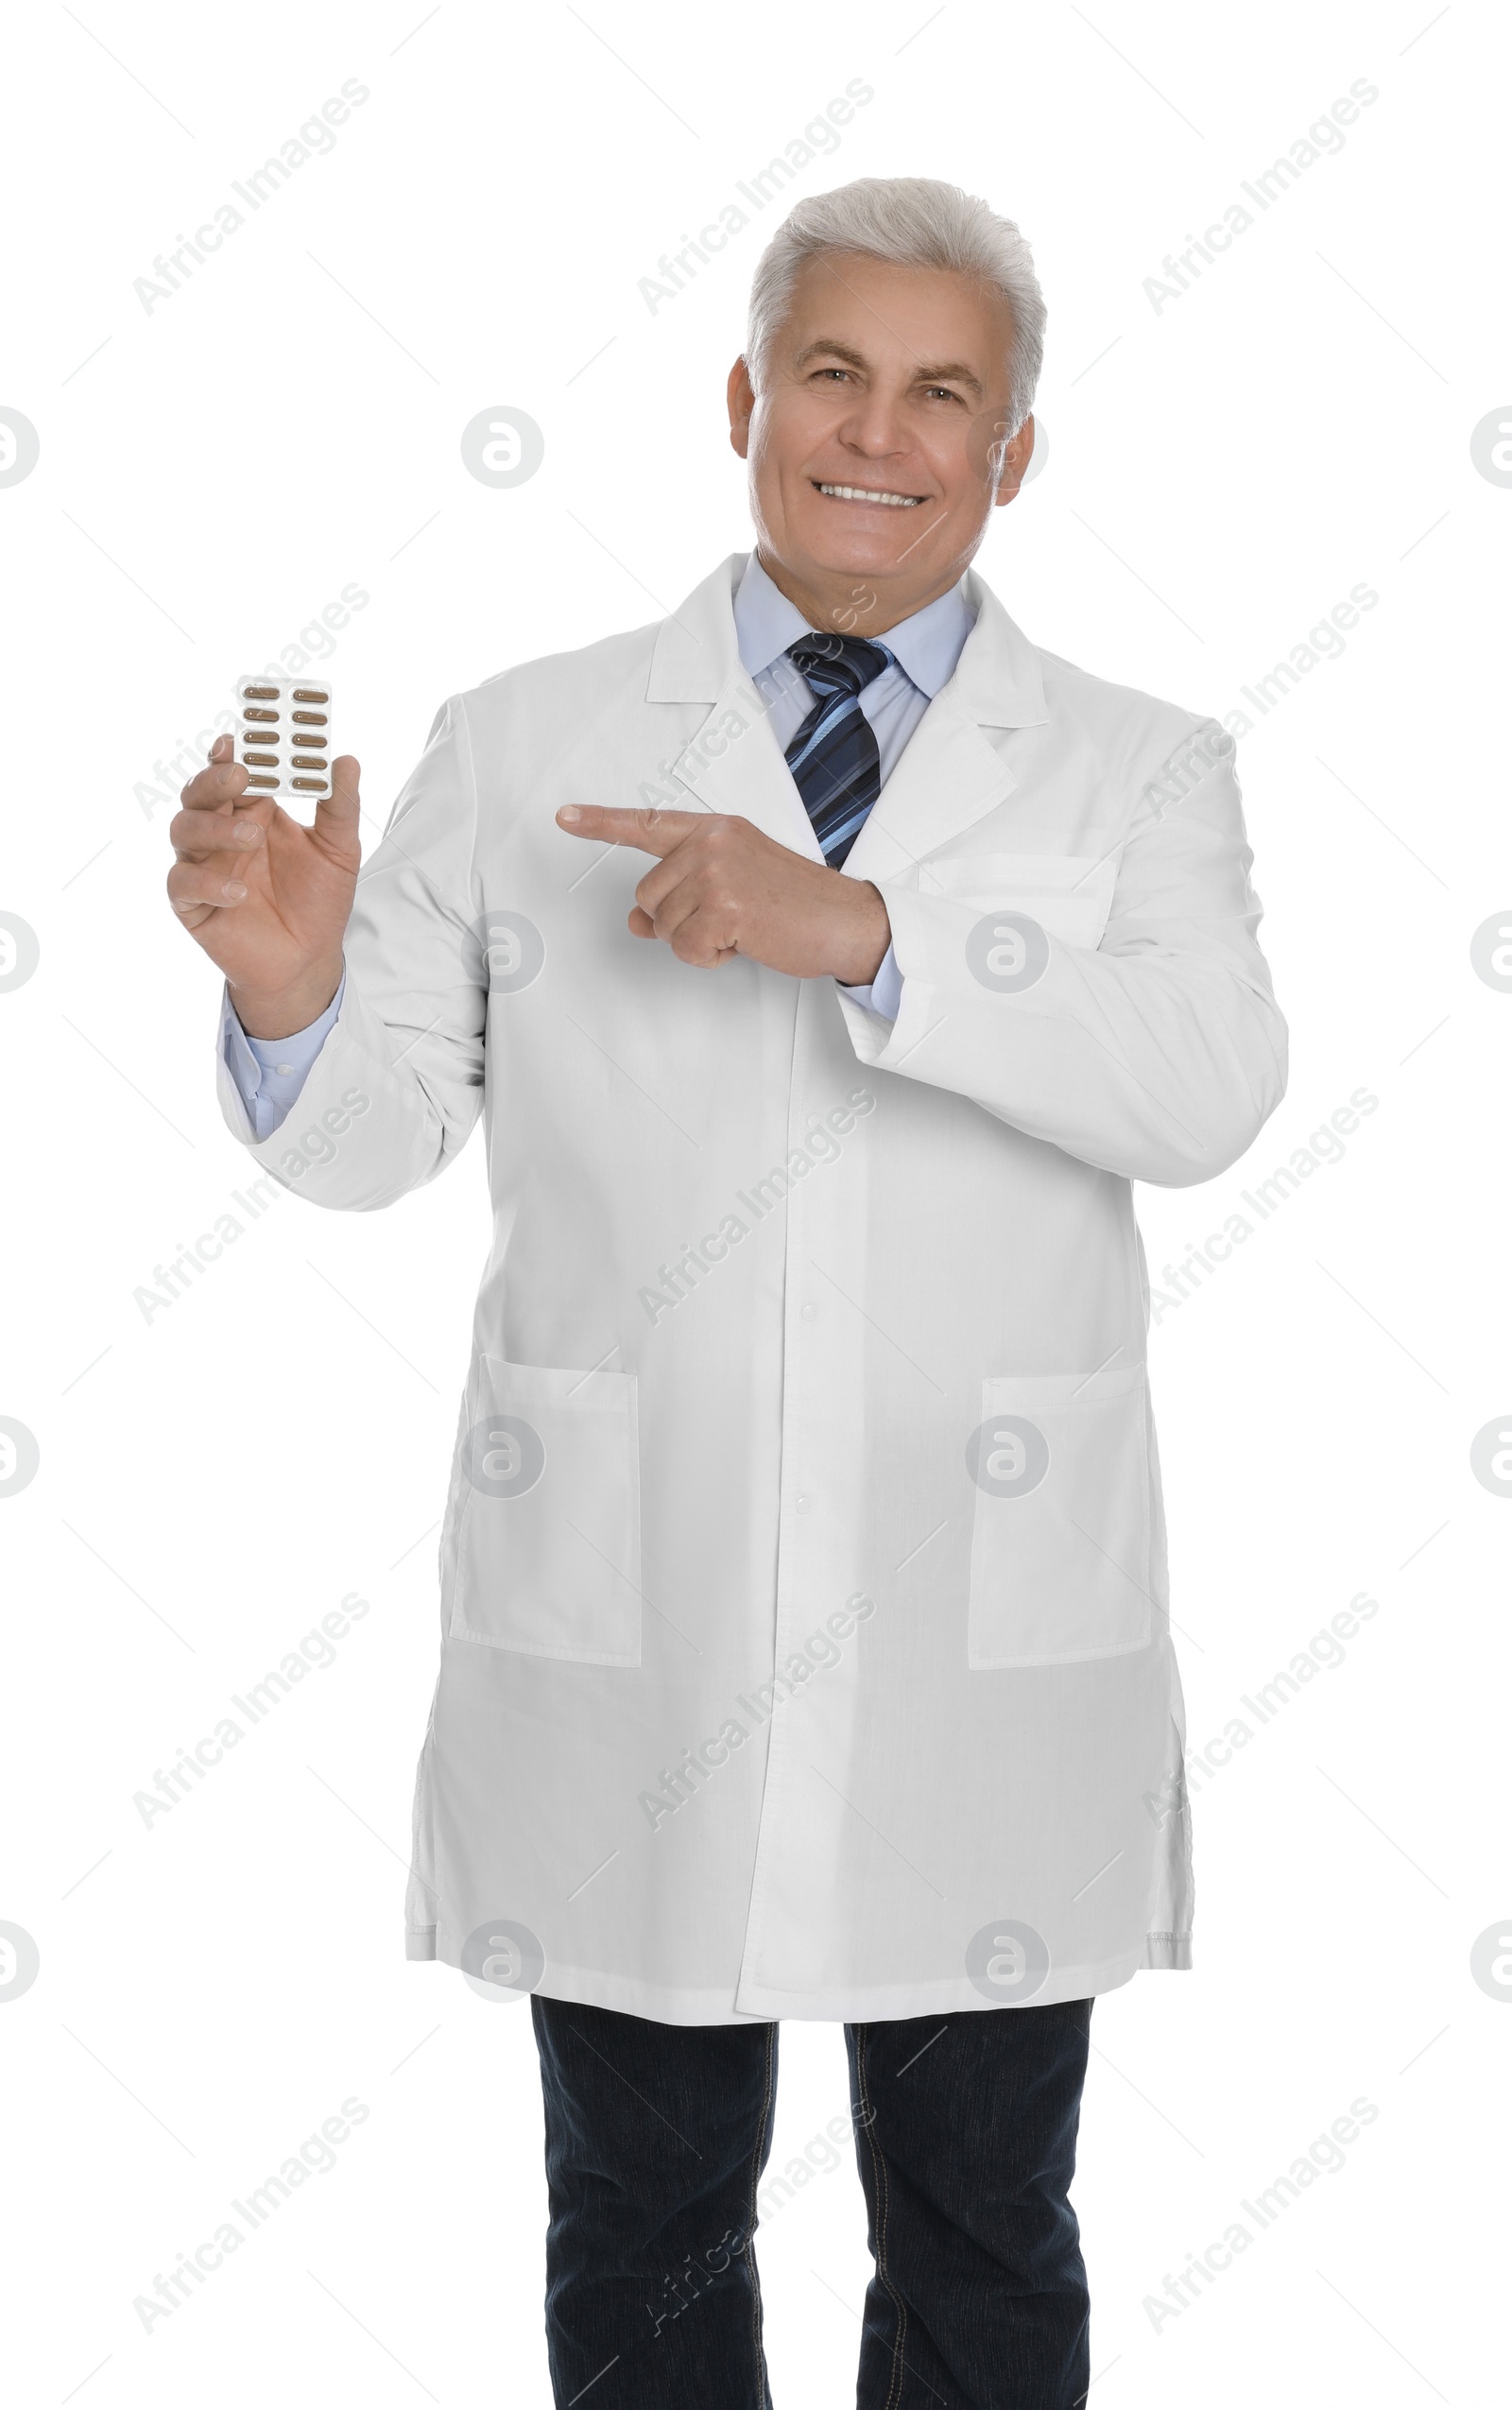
[727, 248, 1034, 633]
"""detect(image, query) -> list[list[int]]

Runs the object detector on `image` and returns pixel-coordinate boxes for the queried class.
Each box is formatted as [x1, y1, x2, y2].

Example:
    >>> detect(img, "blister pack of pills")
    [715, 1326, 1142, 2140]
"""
[232, 675, 335, 803]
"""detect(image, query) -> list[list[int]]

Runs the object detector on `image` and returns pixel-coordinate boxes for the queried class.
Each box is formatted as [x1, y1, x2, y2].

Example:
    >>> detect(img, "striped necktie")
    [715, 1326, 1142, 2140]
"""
[782, 633, 893, 868]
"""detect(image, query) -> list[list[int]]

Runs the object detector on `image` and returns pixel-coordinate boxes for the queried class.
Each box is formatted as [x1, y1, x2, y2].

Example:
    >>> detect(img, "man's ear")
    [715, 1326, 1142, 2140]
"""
[727, 355, 755, 459]
[992, 414, 1036, 508]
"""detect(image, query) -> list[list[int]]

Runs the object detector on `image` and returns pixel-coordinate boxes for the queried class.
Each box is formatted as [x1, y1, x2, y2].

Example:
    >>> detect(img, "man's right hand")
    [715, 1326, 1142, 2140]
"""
[167, 732, 362, 1039]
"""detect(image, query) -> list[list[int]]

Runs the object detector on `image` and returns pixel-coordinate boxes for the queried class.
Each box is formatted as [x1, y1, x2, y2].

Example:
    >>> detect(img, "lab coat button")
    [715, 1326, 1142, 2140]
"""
[800, 1303, 816, 1320]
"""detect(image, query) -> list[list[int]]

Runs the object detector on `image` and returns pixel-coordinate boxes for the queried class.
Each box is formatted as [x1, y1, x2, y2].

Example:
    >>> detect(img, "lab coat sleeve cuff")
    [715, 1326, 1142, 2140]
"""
[1143, 1931, 1193, 1970]
[835, 797, 1287, 1187]
[835, 941, 902, 1024]
[219, 973, 346, 1139]
[834, 888, 942, 1069]
[215, 959, 455, 1208]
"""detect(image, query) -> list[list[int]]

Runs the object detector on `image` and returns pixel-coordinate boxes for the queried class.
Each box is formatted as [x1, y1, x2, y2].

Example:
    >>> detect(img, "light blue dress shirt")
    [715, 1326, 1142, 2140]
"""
[222, 553, 975, 1135]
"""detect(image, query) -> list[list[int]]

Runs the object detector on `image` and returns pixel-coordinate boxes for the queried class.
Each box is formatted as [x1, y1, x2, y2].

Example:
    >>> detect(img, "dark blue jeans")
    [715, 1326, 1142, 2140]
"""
[531, 1993, 1092, 2408]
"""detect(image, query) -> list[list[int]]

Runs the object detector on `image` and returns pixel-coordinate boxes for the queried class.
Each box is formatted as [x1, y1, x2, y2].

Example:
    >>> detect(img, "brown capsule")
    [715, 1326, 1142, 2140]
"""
[291, 710, 328, 725]
[242, 684, 279, 699]
[242, 705, 279, 723]
[246, 773, 280, 789]
[291, 753, 327, 769]
[292, 688, 329, 704]
[243, 750, 279, 766]
[292, 776, 329, 792]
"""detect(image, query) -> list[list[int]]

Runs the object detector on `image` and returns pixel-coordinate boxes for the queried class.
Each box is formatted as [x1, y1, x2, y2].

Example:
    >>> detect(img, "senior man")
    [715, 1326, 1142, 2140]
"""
[169, 177, 1286, 2410]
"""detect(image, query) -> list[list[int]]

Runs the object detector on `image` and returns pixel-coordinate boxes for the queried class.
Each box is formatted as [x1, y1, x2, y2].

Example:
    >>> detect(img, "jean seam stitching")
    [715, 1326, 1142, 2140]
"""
[857, 2025, 909, 2410]
[746, 2022, 777, 2403]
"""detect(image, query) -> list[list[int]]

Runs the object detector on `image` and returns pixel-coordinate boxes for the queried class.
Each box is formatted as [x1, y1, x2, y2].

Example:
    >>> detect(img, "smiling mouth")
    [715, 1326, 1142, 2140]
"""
[813, 481, 925, 508]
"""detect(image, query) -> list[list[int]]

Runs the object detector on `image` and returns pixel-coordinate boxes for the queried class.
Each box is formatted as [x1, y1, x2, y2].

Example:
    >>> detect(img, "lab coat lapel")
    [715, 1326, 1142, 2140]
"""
[672, 673, 825, 863]
[841, 571, 1050, 885]
[645, 553, 825, 863]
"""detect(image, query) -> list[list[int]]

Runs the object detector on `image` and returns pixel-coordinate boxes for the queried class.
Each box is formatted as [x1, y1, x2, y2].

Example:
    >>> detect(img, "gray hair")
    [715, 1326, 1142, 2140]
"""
[746, 176, 1046, 434]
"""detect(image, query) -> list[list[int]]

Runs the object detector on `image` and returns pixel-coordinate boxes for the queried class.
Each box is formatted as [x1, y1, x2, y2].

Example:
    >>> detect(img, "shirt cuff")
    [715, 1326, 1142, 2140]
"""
[837, 941, 903, 1024]
[221, 972, 346, 1139]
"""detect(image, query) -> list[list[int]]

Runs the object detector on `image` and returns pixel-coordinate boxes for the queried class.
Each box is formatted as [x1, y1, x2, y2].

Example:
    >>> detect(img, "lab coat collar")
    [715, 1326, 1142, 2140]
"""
[647, 552, 1048, 874]
[730, 549, 974, 703]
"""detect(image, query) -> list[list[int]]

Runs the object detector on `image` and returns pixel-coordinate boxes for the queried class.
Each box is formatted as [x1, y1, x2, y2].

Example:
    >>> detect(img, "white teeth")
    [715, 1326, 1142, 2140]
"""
[816, 483, 922, 507]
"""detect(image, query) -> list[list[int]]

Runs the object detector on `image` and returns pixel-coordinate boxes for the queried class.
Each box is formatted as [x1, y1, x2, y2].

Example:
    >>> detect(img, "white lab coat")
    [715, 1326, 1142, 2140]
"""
[218, 553, 1287, 2023]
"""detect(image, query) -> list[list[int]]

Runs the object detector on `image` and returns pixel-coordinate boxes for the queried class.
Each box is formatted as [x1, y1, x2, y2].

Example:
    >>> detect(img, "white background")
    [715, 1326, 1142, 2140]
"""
[3, 3, 1508, 2403]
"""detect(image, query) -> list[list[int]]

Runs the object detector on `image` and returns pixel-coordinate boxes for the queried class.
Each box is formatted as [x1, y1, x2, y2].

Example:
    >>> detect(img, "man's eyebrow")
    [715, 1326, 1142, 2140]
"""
[913, 360, 985, 398]
[791, 338, 985, 400]
[792, 338, 869, 371]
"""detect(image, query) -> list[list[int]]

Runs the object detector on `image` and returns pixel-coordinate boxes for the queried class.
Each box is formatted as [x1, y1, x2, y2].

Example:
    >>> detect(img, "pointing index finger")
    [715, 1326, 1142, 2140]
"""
[557, 803, 702, 855]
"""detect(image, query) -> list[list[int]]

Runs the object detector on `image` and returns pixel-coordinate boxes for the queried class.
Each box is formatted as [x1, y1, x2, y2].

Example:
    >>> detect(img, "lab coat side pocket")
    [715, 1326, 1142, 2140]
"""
[967, 1362, 1152, 1669]
[449, 1356, 642, 1665]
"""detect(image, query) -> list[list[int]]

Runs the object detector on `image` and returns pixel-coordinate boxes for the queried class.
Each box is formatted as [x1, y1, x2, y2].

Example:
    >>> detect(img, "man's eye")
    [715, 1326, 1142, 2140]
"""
[924, 386, 963, 403]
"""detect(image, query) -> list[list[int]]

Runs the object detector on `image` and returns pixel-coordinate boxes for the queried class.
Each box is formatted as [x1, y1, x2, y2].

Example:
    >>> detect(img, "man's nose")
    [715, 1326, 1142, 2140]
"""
[836, 394, 913, 456]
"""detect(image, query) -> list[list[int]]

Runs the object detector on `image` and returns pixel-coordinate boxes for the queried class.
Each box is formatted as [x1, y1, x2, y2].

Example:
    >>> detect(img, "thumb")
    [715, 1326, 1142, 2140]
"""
[313, 753, 362, 852]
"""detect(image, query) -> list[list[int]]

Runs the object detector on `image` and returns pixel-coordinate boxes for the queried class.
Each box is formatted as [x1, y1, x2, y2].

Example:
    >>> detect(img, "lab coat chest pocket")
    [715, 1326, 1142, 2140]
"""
[919, 851, 1118, 950]
[450, 1357, 641, 1664]
[967, 1362, 1152, 1668]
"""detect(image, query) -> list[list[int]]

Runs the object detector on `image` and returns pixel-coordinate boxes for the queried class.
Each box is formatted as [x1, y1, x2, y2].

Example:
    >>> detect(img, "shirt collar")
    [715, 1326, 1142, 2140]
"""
[733, 549, 975, 701]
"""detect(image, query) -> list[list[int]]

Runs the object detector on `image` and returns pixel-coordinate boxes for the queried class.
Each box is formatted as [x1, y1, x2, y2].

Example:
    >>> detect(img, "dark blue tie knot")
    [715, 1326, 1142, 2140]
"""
[784, 633, 891, 699]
